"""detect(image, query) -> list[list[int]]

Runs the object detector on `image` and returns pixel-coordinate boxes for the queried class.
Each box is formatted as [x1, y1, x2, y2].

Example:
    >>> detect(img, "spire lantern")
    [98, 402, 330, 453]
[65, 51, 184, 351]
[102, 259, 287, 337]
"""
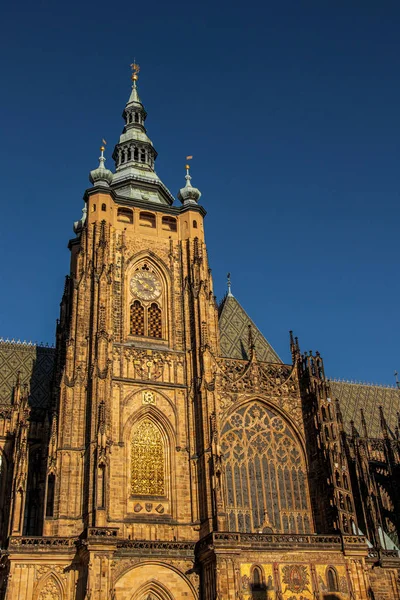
[110, 63, 175, 204]
[177, 161, 202, 205]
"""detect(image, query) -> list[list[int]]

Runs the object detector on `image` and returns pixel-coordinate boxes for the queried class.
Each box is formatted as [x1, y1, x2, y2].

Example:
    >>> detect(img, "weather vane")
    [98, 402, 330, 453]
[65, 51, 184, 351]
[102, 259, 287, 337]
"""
[130, 62, 140, 82]
[185, 155, 193, 172]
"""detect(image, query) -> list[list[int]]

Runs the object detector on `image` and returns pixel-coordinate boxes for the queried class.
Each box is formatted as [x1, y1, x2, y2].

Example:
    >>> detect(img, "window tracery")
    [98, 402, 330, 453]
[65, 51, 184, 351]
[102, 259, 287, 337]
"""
[128, 263, 165, 339]
[37, 576, 62, 600]
[131, 419, 165, 496]
[221, 402, 312, 533]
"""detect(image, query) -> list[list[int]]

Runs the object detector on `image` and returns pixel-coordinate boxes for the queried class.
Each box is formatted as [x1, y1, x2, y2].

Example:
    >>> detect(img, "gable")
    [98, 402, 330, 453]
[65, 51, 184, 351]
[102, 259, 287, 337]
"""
[218, 295, 281, 363]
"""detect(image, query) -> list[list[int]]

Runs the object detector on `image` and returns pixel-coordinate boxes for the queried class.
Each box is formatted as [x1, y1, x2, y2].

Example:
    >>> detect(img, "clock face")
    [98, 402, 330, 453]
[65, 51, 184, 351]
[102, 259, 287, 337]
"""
[130, 271, 161, 301]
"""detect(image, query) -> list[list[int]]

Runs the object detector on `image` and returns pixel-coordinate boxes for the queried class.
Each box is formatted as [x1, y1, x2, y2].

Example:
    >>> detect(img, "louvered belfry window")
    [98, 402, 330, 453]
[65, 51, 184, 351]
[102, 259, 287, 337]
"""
[130, 300, 145, 335]
[148, 303, 162, 338]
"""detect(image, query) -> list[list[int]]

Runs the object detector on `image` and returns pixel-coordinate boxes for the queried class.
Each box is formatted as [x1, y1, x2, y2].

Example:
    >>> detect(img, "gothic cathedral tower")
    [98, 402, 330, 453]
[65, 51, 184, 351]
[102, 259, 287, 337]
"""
[6, 66, 220, 599]
[47, 66, 219, 546]
[3, 67, 399, 600]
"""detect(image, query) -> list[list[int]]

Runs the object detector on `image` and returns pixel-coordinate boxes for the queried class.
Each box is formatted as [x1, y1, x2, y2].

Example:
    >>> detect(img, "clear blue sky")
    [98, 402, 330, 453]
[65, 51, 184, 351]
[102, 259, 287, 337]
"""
[0, 1, 399, 385]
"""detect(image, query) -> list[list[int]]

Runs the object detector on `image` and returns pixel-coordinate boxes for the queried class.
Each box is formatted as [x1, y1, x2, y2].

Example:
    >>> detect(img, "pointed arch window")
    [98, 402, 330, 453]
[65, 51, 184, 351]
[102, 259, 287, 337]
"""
[221, 402, 313, 534]
[130, 300, 145, 335]
[129, 264, 165, 339]
[129, 301, 163, 338]
[327, 567, 339, 591]
[252, 566, 263, 589]
[148, 303, 162, 338]
[131, 420, 165, 496]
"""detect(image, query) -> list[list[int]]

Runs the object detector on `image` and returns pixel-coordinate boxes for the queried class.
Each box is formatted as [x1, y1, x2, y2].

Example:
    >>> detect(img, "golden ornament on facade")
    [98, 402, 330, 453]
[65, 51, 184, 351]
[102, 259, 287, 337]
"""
[143, 390, 156, 405]
[130, 62, 140, 81]
[131, 419, 165, 496]
[130, 271, 161, 302]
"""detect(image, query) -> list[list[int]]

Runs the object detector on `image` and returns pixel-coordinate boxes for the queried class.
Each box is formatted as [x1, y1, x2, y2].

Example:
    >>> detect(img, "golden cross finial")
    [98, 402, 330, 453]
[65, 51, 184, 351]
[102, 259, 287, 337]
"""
[130, 62, 140, 82]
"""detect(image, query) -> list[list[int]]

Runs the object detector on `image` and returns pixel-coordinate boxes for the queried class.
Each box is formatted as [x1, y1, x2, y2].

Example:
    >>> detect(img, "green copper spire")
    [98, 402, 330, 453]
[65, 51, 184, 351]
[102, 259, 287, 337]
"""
[127, 77, 142, 105]
[111, 64, 174, 204]
[89, 144, 113, 187]
[177, 162, 201, 205]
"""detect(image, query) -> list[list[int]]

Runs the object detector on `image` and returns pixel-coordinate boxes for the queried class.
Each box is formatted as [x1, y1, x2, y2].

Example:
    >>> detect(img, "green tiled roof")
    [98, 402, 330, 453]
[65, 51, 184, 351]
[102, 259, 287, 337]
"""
[0, 341, 55, 408]
[329, 379, 400, 438]
[218, 294, 281, 363]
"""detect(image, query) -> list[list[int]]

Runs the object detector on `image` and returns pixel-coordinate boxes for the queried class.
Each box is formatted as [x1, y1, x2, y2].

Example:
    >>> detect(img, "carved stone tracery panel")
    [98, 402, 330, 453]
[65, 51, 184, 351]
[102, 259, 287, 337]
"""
[36, 575, 62, 600]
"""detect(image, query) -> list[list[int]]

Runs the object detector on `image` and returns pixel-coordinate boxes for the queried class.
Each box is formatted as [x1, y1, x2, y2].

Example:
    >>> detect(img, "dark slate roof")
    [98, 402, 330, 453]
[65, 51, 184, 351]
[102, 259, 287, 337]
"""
[329, 380, 400, 438]
[0, 341, 55, 408]
[218, 294, 281, 363]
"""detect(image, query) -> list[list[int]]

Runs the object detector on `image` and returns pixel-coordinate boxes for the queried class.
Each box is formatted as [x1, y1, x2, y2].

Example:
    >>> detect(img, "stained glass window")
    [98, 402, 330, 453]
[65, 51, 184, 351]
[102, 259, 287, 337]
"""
[221, 402, 312, 533]
[131, 420, 165, 496]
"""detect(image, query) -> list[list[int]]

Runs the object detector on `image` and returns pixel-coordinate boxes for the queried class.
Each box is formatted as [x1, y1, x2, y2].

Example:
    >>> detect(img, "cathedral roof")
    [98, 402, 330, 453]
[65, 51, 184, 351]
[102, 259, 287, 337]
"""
[0, 340, 55, 408]
[218, 293, 282, 363]
[329, 379, 400, 438]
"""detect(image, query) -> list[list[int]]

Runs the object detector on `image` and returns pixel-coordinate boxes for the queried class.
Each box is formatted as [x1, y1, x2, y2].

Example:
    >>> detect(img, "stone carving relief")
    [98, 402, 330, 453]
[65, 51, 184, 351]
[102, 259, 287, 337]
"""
[215, 358, 295, 395]
[143, 391, 156, 405]
[241, 574, 250, 590]
[36, 575, 62, 600]
[35, 566, 65, 580]
[211, 355, 303, 424]
[113, 346, 184, 384]
[110, 558, 197, 595]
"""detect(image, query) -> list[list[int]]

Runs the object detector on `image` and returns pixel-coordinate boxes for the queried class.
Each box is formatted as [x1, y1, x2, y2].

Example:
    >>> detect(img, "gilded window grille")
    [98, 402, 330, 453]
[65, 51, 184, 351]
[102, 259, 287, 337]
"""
[148, 303, 162, 338]
[221, 402, 312, 533]
[130, 300, 145, 335]
[131, 420, 165, 496]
